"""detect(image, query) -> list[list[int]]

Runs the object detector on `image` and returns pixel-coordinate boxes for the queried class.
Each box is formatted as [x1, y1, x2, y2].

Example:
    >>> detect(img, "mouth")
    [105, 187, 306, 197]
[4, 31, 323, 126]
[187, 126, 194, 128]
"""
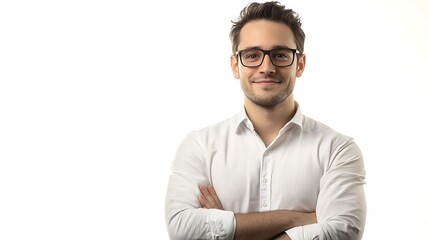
[252, 76, 281, 83]
[252, 78, 281, 86]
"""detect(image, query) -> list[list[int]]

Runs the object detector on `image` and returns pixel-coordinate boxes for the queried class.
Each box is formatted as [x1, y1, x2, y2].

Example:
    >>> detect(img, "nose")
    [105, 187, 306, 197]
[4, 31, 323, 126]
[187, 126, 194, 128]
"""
[259, 54, 276, 74]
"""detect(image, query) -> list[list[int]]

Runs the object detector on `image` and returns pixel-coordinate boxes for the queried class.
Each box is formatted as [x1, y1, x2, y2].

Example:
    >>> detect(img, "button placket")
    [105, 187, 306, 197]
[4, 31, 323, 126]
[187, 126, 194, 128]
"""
[260, 151, 272, 211]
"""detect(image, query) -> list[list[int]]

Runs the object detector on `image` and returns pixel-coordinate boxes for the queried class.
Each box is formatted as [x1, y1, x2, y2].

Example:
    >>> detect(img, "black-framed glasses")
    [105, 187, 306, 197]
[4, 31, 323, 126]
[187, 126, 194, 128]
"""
[235, 48, 300, 68]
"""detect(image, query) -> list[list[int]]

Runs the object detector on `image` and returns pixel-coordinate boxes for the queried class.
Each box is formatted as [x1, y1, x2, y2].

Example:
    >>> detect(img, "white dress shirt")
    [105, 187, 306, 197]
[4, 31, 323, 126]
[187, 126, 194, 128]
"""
[165, 104, 366, 240]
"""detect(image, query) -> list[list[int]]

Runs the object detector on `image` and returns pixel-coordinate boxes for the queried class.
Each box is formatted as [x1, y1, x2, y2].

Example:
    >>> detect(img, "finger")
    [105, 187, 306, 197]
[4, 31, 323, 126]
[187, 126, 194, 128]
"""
[199, 184, 210, 198]
[199, 184, 217, 208]
[208, 184, 223, 209]
[198, 194, 207, 208]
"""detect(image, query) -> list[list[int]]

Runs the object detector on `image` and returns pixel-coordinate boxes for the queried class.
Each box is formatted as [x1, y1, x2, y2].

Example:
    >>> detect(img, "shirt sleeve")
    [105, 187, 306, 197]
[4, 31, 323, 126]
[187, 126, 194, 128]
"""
[165, 134, 236, 240]
[286, 137, 367, 240]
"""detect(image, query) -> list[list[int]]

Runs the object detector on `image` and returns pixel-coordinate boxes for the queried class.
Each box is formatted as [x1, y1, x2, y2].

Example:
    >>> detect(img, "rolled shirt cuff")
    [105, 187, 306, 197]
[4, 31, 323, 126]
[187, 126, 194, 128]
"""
[286, 223, 322, 240]
[205, 209, 236, 240]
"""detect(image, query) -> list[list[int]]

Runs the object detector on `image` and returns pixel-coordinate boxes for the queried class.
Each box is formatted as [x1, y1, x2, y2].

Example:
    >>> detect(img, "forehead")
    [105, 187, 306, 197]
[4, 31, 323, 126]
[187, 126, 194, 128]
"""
[238, 19, 296, 50]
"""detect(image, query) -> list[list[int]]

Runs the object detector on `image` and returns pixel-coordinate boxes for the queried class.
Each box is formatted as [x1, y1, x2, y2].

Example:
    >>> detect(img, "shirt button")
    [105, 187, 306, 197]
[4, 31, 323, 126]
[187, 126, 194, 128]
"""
[263, 178, 267, 183]
[263, 203, 267, 207]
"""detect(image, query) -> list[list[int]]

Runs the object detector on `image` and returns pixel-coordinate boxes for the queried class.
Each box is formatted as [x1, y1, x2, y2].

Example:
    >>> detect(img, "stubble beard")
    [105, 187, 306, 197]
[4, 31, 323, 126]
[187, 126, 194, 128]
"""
[244, 79, 294, 108]
[246, 91, 287, 108]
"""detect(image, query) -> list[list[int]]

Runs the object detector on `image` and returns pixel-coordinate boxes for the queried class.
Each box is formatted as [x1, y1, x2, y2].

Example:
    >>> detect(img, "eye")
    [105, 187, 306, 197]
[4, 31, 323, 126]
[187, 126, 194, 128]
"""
[242, 50, 263, 62]
[245, 54, 258, 59]
[273, 52, 290, 59]
[271, 49, 293, 61]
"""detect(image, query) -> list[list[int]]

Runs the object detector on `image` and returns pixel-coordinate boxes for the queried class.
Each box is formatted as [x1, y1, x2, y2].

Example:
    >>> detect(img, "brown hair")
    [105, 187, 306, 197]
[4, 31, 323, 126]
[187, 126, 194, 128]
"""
[230, 1, 305, 54]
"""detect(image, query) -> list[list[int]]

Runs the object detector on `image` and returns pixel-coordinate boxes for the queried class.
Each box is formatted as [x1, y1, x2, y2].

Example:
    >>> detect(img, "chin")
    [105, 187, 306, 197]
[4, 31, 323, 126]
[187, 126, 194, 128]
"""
[251, 96, 287, 107]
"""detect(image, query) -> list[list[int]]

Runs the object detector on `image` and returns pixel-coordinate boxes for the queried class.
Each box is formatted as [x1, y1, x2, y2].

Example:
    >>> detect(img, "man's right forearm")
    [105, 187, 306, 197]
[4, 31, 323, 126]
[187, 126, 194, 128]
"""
[198, 185, 316, 240]
[233, 210, 316, 240]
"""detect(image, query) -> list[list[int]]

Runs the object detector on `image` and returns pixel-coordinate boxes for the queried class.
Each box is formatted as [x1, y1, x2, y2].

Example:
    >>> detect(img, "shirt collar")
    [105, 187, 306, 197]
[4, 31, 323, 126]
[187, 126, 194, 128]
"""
[234, 106, 253, 134]
[234, 102, 304, 135]
[279, 103, 303, 134]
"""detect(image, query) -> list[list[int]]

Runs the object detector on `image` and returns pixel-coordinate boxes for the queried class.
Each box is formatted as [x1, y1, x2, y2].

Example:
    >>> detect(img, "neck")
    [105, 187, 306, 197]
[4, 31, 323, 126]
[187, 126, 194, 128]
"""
[244, 96, 296, 146]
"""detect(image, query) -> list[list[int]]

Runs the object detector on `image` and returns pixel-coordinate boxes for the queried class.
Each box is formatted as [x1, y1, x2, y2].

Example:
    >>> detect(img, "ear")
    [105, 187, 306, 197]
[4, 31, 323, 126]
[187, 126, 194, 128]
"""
[296, 54, 306, 77]
[230, 54, 240, 79]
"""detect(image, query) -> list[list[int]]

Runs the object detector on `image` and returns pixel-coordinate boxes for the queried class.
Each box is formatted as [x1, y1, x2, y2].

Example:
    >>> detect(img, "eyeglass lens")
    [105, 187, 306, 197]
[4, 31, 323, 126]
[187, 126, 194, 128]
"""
[240, 49, 295, 67]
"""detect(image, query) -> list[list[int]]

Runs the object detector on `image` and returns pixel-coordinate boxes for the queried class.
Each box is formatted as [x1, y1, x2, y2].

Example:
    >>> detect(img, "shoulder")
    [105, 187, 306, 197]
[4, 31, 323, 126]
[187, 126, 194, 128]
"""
[187, 113, 241, 144]
[300, 115, 364, 170]
[301, 114, 360, 150]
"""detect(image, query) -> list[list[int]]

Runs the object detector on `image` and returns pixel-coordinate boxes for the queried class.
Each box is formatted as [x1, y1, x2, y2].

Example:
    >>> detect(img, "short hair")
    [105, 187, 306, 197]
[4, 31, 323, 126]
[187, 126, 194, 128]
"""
[230, 1, 305, 54]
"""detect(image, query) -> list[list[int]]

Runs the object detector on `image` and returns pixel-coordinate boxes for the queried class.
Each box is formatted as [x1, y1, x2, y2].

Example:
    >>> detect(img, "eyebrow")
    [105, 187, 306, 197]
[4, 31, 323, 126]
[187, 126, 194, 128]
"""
[240, 45, 295, 51]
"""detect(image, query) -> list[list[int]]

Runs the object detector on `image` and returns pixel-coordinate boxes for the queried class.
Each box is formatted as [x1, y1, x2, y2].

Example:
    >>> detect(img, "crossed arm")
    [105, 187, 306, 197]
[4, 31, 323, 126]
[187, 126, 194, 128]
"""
[166, 135, 366, 239]
[198, 184, 317, 240]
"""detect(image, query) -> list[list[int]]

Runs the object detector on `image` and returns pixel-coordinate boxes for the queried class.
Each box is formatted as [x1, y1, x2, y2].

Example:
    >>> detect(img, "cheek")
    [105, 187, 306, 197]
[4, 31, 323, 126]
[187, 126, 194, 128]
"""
[238, 66, 254, 80]
[283, 68, 297, 80]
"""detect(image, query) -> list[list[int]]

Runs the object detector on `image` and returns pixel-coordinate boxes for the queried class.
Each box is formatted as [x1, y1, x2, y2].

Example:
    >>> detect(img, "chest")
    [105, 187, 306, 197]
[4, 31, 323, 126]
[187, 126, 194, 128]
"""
[207, 140, 325, 213]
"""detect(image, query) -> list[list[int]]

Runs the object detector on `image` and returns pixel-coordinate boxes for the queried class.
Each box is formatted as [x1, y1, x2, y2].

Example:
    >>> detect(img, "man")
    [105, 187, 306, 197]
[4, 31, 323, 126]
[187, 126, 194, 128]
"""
[165, 1, 366, 239]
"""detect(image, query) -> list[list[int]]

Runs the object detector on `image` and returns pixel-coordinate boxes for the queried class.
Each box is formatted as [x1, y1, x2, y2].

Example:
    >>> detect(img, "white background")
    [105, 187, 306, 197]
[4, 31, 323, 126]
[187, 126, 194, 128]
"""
[1, 0, 428, 239]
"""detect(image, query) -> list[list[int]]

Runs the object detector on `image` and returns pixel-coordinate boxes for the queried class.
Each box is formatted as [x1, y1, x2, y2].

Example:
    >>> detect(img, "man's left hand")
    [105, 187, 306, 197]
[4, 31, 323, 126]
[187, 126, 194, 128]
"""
[198, 184, 224, 210]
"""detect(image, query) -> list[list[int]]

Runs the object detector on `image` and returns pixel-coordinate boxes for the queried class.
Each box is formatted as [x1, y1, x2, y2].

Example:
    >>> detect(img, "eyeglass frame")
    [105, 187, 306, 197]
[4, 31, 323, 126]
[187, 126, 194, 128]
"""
[235, 47, 301, 68]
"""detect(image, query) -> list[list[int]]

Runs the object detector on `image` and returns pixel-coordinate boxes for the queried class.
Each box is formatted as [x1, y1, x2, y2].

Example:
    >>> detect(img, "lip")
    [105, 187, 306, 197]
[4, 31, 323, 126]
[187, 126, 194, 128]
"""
[253, 80, 280, 86]
[252, 77, 281, 83]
